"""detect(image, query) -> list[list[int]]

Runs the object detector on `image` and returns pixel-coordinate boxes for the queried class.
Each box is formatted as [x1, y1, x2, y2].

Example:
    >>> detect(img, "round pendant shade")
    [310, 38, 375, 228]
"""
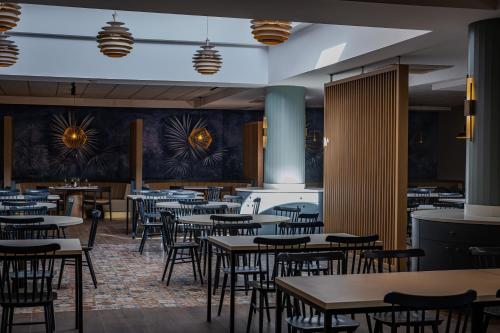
[0, 2, 21, 33]
[0, 35, 18, 67]
[192, 39, 222, 75]
[251, 19, 292, 45]
[97, 19, 134, 58]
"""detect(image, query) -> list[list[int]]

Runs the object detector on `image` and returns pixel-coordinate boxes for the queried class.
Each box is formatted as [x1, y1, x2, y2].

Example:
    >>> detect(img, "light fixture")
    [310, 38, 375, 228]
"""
[97, 12, 134, 58]
[0, 3, 21, 32]
[62, 126, 88, 149]
[193, 17, 222, 75]
[262, 116, 268, 148]
[250, 19, 292, 45]
[458, 75, 475, 141]
[0, 34, 18, 67]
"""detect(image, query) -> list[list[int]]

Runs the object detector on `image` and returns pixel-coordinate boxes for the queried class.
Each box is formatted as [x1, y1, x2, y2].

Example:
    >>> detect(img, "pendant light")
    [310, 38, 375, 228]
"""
[0, 34, 18, 67]
[250, 19, 292, 45]
[193, 17, 222, 75]
[96, 12, 134, 58]
[0, 2, 21, 32]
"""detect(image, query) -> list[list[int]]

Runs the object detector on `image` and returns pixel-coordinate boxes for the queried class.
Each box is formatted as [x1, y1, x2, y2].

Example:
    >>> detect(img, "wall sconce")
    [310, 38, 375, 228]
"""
[262, 116, 268, 148]
[461, 75, 475, 141]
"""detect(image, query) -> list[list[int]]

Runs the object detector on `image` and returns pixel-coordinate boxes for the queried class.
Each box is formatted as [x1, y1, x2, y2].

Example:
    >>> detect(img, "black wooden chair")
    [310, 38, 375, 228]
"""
[0, 216, 44, 239]
[470, 246, 500, 332]
[246, 236, 311, 333]
[58, 210, 100, 289]
[83, 186, 112, 220]
[278, 221, 324, 235]
[5, 224, 61, 239]
[161, 210, 203, 286]
[363, 249, 426, 332]
[326, 234, 381, 274]
[379, 290, 477, 333]
[59, 197, 75, 238]
[207, 186, 221, 201]
[0, 243, 60, 333]
[298, 213, 319, 223]
[273, 206, 301, 222]
[214, 222, 262, 316]
[252, 197, 261, 215]
[137, 197, 165, 254]
[278, 251, 360, 333]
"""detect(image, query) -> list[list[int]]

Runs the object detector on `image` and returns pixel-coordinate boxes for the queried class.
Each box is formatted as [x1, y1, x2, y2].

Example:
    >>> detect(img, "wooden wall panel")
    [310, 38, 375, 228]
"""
[243, 121, 264, 187]
[130, 119, 143, 190]
[324, 65, 408, 250]
[3, 116, 12, 188]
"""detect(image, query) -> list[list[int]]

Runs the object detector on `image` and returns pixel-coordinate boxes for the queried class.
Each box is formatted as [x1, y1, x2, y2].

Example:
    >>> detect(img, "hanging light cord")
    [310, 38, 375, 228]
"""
[205, 16, 209, 44]
[112, 10, 117, 22]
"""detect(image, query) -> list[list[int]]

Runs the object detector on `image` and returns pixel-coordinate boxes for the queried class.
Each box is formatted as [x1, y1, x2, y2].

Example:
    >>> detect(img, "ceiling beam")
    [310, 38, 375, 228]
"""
[191, 88, 248, 108]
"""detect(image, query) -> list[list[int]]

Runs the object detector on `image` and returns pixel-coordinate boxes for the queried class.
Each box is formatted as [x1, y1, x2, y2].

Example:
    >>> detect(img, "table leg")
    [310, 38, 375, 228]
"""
[75, 254, 83, 332]
[324, 311, 332, 333]
[276, 288, 283, 333]
[230, 251, 236, 333]
[126, 197, 130, 235]
[471, 305, 484, 333]
[132, 199, 137, 239]
[207, 242, 213, 322]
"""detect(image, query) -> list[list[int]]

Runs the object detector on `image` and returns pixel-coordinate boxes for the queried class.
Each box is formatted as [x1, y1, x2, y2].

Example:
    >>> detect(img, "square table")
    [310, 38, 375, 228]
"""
[275, 269, 500, 333]
[206, 233, 383, 333]
[0, 239, 84, 333]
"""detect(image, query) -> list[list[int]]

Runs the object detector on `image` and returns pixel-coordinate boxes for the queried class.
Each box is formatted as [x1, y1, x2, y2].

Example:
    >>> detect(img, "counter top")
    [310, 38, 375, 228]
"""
[411, 208, 500, 225]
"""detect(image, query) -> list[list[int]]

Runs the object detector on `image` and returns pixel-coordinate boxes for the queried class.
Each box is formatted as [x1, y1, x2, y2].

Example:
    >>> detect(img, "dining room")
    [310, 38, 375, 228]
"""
[1, 1, 500, 333]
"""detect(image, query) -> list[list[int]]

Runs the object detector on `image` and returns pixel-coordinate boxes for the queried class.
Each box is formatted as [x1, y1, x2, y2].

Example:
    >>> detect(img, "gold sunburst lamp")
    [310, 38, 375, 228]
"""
[189, 127, 212, 150]
[62, 126, 88, 149]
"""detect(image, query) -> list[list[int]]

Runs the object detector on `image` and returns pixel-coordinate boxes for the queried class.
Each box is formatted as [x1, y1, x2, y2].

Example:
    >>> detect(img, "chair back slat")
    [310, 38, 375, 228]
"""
[470, 246, 500, 268]
[273, 206, 301, 223]
[278, 221, 324, 235]
[326, 234, 380, 274]
[362, 248, 425, 273]
[252, 197, 261, 215]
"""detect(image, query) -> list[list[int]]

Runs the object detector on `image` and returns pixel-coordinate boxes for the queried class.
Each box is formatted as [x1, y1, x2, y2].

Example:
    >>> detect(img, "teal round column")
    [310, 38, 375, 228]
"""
[466, 18, 500, 217]
[264, 86, 306, 189]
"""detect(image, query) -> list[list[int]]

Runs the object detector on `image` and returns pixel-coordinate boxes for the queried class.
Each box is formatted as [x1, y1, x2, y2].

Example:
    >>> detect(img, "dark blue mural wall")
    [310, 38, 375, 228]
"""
[0, 105, 324, 184]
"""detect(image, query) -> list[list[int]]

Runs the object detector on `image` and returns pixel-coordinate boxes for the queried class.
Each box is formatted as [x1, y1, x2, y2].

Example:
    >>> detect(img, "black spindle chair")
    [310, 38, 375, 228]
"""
[273, 206, 301, 223]
[0, 243, 60, 333]
[0, 217, 44, 239]
[326, 234, 380, 274]
[379, 290, 477, 333]
[161, 210, 203, 286]
[279, 251, 360, 333]
[207, 186, 221, 201]
[246, 236, 311, 333]
[58, 210, 100, 289]
[278, 221, 324, 235]
[253, 197, 261, 215]
[5, 224, 61, 239]
[137, 197, 166, 254]
[298, 213, 319, 223]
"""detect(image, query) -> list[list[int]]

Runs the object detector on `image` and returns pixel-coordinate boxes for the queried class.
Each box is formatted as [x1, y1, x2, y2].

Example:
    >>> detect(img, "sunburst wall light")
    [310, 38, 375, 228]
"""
[97, 12, 134, 58]
[193, 17, 222, 75]
[251, 19, 292, 45]
[0, 34, 18, 67]
[0, 2, 21, 32]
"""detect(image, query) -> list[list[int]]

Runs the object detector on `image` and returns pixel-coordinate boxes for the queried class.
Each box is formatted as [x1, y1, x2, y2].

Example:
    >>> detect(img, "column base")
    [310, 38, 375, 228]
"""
[263, 183, 305, 190]
[465, 204, 500, 218]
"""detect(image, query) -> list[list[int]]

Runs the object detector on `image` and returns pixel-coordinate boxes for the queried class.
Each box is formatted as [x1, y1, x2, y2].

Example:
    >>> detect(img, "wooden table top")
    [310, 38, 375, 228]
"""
[275, 269, 500, 311]
[158, 201, 241, 209]
[180, 214, 288, 226]
[0, 215, 83, 227]
[0, 202, 57, 210]
[0, 238, 82, 256]
[208, 233, 377, 252]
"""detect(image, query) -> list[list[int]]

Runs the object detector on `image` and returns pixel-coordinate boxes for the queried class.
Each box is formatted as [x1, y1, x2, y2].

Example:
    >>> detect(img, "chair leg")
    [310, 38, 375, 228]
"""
[258, 290, 264, 333]
[7, 307, 13, 333]
[166, 248, 178, 286]
[84, 250, 98, 288]
[246, 289, 257, 333]
[483, 315, 491, 333]
[57, 258, 66, 289]
[263, 291, 271, 322]
[194, 248, 204, 285]
[218, 273, 228, 316]
[44, 305, 50, 333]
[109, 202, 112, 221]
[139, 226, 149, 254]
[366, 313, 373, 333]
[190, 248, 198, 282]
[213, 254, 222, 295]
[162, 249, 174, 281]
[50, 303, 56, 332]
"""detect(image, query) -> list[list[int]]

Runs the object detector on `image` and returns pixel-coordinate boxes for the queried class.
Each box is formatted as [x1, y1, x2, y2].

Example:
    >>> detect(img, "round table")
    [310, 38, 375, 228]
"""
[51, 186, 99, 217]
[0, 215, 83, 227]
[178, 214, 289, 226]
[156, 201, 241, 210]
[0, 202, 57, 211]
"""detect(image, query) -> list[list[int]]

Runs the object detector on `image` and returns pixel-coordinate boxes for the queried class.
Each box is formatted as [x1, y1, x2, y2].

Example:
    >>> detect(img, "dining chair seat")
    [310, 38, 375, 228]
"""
[286, 314, 359, 332]
[248, 280, 276, 292]
[171, 241, 199, 249]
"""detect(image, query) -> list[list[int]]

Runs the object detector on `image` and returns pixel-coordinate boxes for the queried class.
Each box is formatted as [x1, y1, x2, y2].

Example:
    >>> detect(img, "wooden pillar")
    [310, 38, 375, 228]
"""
[130, 119, 143, 191]
[323, 65, 408, 250]
[243, 121, 264, 187]
[3, 116, 12, 188]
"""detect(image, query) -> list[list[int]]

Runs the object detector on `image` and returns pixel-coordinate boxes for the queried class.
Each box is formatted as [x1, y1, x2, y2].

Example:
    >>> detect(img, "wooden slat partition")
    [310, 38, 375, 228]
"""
[130, 119, 143, 191]
[242, 121, 264, 187]
[323, 65, 408, 250]
[3, 116, 12, 188]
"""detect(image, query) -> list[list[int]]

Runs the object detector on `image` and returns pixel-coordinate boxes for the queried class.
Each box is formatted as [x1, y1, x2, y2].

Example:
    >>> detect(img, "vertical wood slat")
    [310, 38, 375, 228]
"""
[130, 119, 143, 191]
[243, 121, 264, 187]
[3, 116, 12, 188]
[323, 65, 408, 250]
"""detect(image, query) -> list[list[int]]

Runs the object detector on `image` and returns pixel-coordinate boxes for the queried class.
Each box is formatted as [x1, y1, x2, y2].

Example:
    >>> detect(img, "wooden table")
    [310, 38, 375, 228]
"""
[0, 215, 83, 227]
[51, 186, 99, 217]
[157, 201, 241, 210]
[275, 269, 500, 333]
[0, 239, 83, 332]
[206, 233, 382, 333]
